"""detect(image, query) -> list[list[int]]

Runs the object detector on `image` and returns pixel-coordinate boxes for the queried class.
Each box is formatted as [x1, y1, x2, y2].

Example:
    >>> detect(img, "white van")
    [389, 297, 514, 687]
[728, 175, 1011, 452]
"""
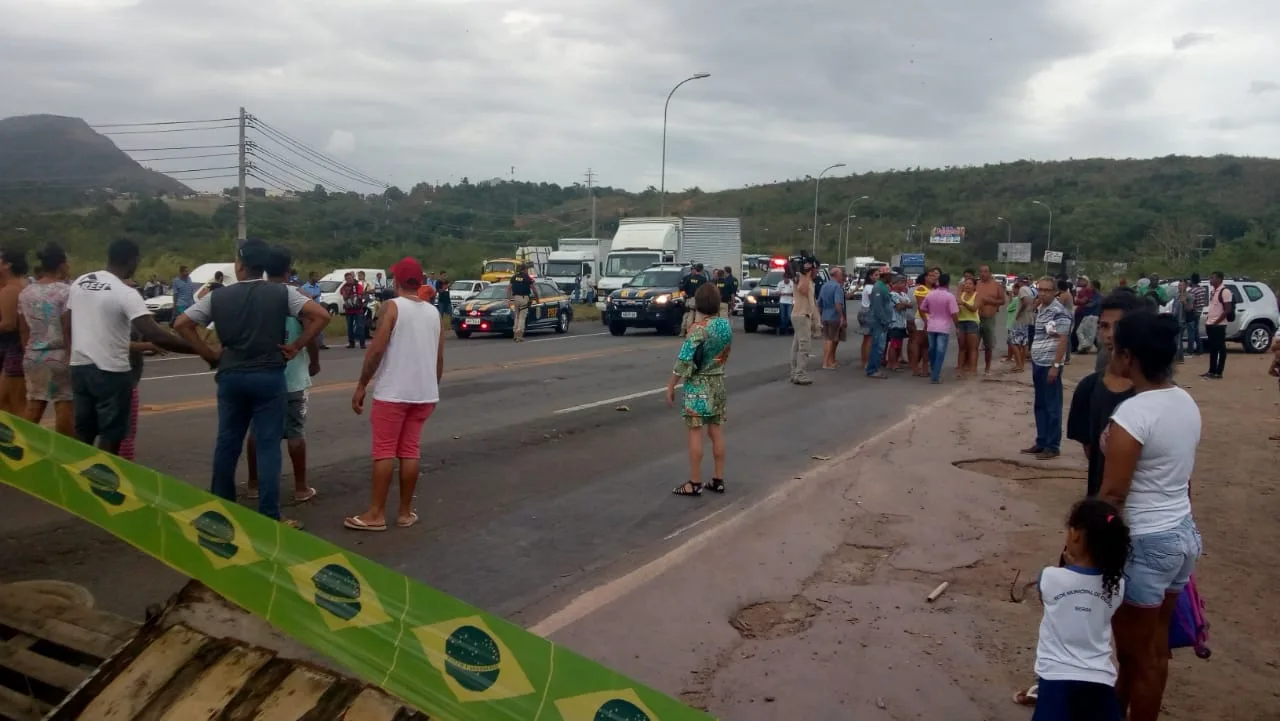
[318, 268, 388, 313]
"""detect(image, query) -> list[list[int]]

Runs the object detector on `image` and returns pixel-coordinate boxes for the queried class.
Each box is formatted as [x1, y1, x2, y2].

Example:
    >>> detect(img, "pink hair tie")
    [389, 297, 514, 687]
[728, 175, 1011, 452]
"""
[1106, 514, 1115, 523]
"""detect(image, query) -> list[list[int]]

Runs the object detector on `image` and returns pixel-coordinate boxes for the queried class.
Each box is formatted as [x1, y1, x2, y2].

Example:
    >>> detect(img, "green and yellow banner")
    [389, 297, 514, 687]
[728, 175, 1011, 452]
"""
[0, 413, 714, 721]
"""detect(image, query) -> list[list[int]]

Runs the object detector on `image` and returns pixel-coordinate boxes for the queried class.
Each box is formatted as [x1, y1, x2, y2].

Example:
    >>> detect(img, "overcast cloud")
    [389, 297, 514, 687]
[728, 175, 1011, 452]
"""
[2, 0, 1278, 193]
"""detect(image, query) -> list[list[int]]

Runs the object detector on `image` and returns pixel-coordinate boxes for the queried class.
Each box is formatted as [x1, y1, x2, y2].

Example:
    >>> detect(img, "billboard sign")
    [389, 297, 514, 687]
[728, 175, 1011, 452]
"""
[997, 243, 1032, 263]
[1043, 250, 1064, 264]
[929, 225, 965, 244]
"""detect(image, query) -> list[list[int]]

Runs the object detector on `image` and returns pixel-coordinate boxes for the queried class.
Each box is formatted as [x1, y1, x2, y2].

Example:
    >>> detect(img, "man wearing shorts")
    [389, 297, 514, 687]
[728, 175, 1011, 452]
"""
[68, 240, 197, 454]
[246, 248, 320, 505]
[975, 265, 1007, 376]
[817, 267, 847, 370]
[346, 257, 443, 532]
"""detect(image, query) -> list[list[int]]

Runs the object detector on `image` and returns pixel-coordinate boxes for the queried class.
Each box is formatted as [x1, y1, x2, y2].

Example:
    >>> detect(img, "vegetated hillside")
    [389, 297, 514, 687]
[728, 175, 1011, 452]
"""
[0, 115, 192, 211]
[2, 155, 1279, 285]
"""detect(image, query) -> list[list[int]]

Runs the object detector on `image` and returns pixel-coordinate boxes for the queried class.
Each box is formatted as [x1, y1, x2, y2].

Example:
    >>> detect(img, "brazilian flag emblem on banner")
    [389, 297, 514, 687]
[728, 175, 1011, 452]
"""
[413, 616, 535, 703]
[0, 415, 42, 473]
[170, 501, 264, 570]
[555, 689, 659, 720]
[63, 453, 145, 516]
[287, 554, 392, 631]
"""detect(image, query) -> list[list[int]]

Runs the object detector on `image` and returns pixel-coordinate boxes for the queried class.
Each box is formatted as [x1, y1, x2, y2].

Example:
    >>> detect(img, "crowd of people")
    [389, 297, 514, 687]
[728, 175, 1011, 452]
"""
[0, 239, 446, 534]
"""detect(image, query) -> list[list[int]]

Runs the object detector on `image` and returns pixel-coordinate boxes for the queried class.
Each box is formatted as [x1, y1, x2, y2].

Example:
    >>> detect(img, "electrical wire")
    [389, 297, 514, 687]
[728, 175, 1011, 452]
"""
[100, 125, 239, 135]
[249, 157, 348, 194]
[247, 167, 304, 193]
[247, 144, 353, 193]
[90, 118, 239, 128]
[132, 152, 238, 162]
[247, 115, 387, 187]
[150, 166, 240, 174]
[118, 144, 239, 152]
[249, 126, 385, 190]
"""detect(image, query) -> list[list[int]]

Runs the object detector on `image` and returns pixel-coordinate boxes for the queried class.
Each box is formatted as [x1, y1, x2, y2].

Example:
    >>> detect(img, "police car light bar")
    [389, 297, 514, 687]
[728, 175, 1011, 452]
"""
[771, 257, 787, 267]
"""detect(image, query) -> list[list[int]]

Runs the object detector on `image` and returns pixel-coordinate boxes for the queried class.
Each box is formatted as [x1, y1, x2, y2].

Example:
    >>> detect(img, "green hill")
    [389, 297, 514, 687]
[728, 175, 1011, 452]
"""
[1, 155, 1278, 285]
[0, 114, 192, 211]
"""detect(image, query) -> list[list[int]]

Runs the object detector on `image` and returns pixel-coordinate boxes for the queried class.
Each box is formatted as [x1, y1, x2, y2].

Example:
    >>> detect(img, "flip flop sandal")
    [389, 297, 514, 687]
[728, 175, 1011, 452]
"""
[1013, 683, 1038, 706]
[294, 488, 317, 503]
[397, 512, 420, 528]
[344, 516, 387, 532]
[706, 478, 726, 494]
[673, 481, 702, 497]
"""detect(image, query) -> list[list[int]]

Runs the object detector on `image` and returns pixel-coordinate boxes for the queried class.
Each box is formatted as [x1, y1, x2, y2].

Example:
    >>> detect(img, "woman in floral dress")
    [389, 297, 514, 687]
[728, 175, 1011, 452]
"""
[667, 283, 733, 496]
[17, 245, 71, 435]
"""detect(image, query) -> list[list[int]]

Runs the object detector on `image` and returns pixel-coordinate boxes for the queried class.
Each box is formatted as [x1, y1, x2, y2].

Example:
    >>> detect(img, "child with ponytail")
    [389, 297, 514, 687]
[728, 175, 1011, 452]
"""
[1031, 498, 1131, 721]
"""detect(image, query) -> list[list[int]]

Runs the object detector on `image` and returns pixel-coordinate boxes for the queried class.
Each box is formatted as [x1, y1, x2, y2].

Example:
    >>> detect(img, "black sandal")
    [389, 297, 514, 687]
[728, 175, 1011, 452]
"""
[673, 481, 702, 497]
[707, 478, 726, 493]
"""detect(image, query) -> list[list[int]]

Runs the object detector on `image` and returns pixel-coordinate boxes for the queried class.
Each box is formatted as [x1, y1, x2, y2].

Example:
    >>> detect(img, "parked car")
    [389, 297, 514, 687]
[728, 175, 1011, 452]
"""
[447, 280, 488, 305]
[1159, 278, 1279, 353]
[734, 278, 760, 315]
[144, 262, 238, 322]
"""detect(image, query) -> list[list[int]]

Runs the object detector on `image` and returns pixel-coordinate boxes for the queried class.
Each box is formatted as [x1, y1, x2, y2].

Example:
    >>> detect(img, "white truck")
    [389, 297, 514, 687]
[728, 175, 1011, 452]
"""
[545, 238, 609, 294]
[596, 217, 743, 302]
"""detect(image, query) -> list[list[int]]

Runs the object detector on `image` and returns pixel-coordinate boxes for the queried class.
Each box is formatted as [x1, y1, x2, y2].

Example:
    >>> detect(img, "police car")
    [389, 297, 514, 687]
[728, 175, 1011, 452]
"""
[451, 280, 573, 338]
[603, 264, 688, 336]
[741, 257, 830, 333]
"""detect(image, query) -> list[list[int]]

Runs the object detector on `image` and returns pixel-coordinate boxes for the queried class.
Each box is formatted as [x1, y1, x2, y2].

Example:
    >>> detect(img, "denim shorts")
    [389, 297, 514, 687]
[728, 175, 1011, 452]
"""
[1124, 514, 1201, 607]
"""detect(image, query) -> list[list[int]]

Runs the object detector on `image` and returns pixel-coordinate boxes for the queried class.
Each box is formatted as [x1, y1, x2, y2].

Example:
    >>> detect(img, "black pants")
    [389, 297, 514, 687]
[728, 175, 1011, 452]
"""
[1206, 324, 1227, 376]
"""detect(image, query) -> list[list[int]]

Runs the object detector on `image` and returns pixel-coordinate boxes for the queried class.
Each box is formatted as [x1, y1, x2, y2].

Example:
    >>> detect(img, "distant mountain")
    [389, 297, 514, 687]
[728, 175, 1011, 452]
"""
[0, 115, 193, 206]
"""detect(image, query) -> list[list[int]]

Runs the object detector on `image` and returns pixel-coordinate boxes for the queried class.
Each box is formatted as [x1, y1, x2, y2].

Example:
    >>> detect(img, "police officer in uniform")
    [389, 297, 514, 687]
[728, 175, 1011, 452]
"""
[507, 263, 539, 342]
[679, 263, 708, 336]
[719, 265, 739, 318]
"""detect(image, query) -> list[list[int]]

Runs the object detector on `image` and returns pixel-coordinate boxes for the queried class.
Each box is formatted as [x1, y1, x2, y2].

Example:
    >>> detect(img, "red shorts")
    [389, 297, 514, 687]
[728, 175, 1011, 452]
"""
[370, 400, 436, 460]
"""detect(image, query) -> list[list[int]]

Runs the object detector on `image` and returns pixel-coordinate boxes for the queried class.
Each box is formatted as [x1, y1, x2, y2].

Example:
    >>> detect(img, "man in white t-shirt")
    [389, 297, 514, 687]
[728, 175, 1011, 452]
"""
[67, 239, 198, 454]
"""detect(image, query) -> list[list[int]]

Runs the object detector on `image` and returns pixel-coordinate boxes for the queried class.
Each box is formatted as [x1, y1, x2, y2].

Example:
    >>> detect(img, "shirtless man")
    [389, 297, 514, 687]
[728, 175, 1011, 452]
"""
[975, 265, 1007, 376]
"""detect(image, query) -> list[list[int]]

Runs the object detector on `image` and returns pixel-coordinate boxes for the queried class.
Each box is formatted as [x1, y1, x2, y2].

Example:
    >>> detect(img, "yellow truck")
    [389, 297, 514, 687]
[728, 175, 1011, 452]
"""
[481, 246, 551, 283]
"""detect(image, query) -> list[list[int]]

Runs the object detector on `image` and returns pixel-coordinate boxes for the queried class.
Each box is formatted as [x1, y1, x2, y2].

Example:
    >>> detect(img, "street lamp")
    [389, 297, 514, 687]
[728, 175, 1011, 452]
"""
[839, 195, 870, 262]
[996, 216, 1011, 273]
[1031, 199, 1052, 271]
[811, 163, 846, 253]
[659, 72, 711, 217]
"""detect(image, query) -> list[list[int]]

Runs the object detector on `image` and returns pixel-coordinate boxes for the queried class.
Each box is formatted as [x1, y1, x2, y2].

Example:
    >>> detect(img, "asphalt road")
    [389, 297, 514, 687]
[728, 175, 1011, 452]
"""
[0, 316, 968, 626]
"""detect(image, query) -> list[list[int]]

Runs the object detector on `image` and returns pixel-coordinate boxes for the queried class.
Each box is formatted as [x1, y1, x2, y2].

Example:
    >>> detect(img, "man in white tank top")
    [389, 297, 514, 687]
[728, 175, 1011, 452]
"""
[345, 257, 444, 532]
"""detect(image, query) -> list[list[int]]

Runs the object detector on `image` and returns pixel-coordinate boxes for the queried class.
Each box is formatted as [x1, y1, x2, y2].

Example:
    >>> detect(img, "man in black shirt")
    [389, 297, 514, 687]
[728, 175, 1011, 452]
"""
[679, 263, 708, 336]
[1066, 290, 1146, 496]
[719, 265, 739, 317]
[506, 263, 538, 342]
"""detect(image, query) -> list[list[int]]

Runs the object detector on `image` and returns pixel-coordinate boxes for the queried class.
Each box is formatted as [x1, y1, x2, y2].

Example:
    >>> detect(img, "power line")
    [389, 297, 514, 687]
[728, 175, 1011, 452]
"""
[246, 114, 387, 187]
[133, 152, 238, 162]
[249, 157, 349, 194]
[90, 118, 239, 128]
[247, 144, 353, 193]
[248, 167, 304, 193]
[248, 125, 384, 190]
[119, 144, 238, 152]
[100, 124, 239, 135]
[155, 166, 240, 174]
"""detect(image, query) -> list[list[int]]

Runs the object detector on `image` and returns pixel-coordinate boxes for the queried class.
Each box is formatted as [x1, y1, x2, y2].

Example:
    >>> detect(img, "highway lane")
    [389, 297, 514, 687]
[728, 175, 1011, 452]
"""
[1, 317, 972, 627]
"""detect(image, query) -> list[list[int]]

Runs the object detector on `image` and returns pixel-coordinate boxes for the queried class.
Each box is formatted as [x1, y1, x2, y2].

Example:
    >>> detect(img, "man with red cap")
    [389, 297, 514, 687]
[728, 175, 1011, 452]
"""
[345, 256, 443, 532]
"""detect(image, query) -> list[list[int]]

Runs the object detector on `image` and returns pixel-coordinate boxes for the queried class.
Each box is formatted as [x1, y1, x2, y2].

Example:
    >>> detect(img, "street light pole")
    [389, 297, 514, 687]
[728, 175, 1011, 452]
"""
[1032, 200, 1052, 273]
[659, 73, 710, 217]
[839, 195, 869, 263]
[996, 216, 1011, 274]
[812, 163, 846, 254]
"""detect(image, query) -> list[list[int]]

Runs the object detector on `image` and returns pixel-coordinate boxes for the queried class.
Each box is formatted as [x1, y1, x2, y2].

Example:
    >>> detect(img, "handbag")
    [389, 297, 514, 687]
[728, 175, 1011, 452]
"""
[1168, 574, 1211, 659]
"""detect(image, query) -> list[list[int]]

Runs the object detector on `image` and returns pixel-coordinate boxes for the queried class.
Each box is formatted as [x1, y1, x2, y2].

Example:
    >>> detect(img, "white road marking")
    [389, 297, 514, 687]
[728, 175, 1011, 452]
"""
[528, 386, 966, 638]
[663, 507, 731, 541]
[528, 331, 609, 343]
[142, 371, 215, 381]
[553, 387, 665, 414]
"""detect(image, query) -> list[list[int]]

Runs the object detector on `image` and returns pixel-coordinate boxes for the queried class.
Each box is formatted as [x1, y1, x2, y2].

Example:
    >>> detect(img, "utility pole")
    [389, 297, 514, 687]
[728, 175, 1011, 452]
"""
[236, 107, 247, 242]
[585, 168, 597, 239]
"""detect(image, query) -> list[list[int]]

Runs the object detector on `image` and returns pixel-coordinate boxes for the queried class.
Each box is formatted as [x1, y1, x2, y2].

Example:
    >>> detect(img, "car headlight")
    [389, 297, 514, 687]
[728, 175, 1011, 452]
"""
[492, 308, 512, 317]
[652, 294, 671, 305]
[746, 296, 758, 305]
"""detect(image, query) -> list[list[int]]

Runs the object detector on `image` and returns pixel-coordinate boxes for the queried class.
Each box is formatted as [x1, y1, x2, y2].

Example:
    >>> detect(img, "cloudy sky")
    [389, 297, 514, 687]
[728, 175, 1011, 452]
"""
[2, 0, 1277, 193]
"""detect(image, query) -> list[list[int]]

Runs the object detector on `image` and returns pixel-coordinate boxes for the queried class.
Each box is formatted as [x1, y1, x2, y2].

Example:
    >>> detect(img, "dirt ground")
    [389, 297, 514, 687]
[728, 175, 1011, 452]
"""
[551, 350, 1280, 720]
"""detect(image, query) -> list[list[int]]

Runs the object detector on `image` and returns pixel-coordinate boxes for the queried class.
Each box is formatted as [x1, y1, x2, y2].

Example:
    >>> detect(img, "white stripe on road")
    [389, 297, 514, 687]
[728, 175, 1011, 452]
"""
[663, 507, 732, 541]
[553, 387, 666, 414]
[142, 371, 215, 381]
[528, 331, 609, 343]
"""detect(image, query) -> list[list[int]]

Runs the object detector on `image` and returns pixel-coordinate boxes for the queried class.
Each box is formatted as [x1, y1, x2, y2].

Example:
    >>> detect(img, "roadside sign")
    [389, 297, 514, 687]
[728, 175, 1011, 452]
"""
[1043, 250, 1064, 264]
[898, 253, 925, 266]
[997, 243, 1032, 263]
[929, 226, 964, 244]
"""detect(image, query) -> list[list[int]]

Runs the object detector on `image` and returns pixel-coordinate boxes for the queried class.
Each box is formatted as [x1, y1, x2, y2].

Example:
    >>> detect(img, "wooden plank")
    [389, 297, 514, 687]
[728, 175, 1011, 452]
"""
[0, 635, 90, 690]
[0, 682, 52, 721]
[75, 625, 208, 721]
[245, 667, 334, 721]
[0, 596, 129, 659]
[340, 689, 403, 721]
[131, 638, 234, 721]
[156, 645, 273, 721]
[0, 589, 138, 642]
[296, 682, 362, 721]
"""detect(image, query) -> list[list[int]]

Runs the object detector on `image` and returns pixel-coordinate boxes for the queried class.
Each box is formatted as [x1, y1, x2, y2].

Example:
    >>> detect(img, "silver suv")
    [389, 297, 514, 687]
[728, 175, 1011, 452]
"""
[1161, 279, 1279, 353]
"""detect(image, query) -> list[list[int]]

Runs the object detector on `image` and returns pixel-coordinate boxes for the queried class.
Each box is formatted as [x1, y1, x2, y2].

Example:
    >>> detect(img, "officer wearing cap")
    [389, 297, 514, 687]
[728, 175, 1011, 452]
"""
[506, 262, 539, 342]
[679, 262, 708, 336]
